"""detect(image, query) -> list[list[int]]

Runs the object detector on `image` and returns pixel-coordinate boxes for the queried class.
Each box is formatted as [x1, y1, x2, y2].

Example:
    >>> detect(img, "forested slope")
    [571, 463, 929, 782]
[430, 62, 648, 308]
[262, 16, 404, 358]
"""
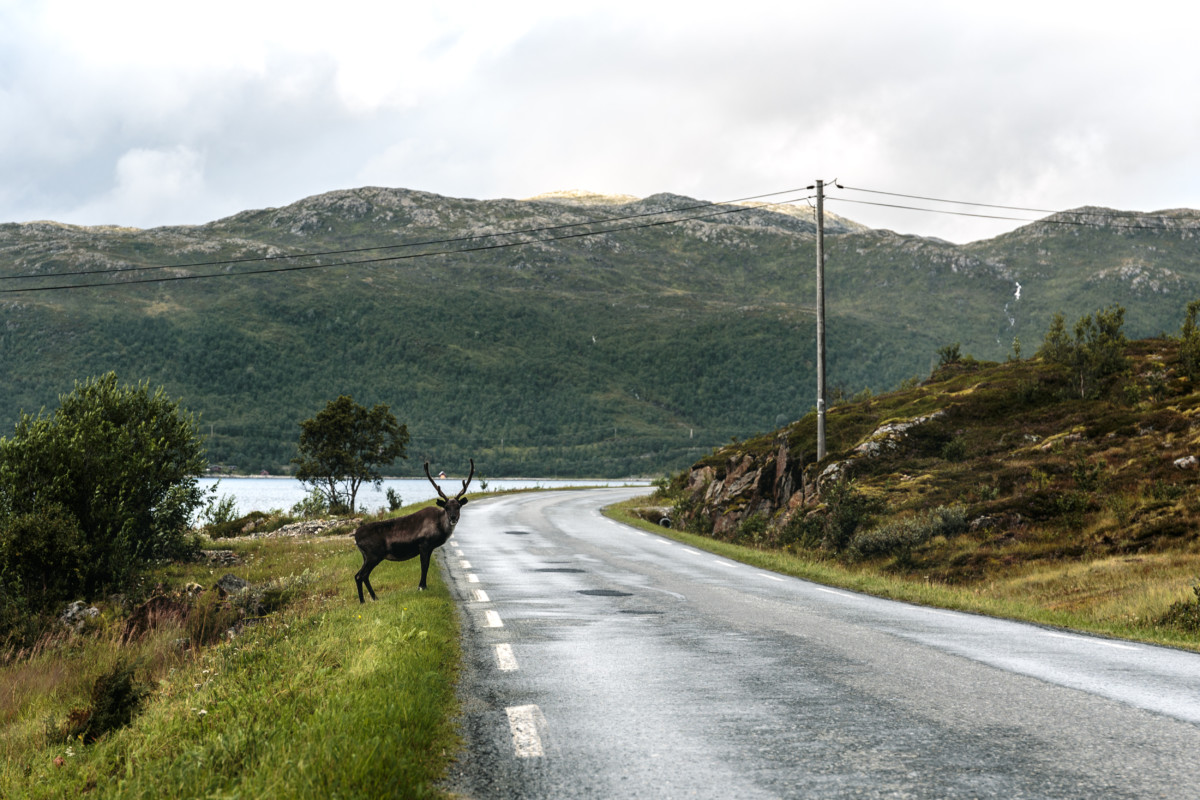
[2, 188, 1198, 476]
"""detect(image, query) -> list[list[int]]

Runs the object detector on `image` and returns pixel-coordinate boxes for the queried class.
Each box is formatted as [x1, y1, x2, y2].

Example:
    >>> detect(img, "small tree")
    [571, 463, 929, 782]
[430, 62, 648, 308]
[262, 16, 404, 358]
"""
[1179, 300, 1200, 381]
[1038, 311, 1072, 365]
[1037, 306, 1127, 398]
[292, 396, 409, 514]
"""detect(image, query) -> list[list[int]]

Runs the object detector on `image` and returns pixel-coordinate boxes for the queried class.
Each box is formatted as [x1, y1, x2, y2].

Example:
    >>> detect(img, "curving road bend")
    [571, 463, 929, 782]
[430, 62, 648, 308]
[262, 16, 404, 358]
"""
[440, 488, 1200, 799]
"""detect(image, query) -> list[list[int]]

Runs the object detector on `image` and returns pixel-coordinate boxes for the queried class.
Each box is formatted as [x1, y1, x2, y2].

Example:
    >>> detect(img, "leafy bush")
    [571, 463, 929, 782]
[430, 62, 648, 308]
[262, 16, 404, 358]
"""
[386, 488, 403, 512]
[0, 374, 206, 602]
[847, 505, 968, 560]
[735, 513, 769, 546]
[1179, 300, 1200, 382]
[1159, 584, 1200, 633]
[201, 491, 240, 527]
[291, 487, 332, 518]
[778, 511, 824, 551]
[0, 506, 88, 614]
[820, 479, 881, 552]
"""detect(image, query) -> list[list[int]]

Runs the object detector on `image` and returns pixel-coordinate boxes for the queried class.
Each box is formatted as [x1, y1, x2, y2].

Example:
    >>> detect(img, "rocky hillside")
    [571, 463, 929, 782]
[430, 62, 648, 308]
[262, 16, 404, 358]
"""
[665, 336, 1200, 584]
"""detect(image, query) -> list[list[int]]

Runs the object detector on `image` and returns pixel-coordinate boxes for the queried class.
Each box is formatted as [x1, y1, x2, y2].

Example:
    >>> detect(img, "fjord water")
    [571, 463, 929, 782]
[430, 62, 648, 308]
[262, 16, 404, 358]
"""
[198, 476, 650, 516]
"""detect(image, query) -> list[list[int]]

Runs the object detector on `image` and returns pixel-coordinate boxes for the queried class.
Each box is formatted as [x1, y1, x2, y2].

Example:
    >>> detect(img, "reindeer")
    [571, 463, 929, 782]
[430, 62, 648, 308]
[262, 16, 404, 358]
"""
[353, 459, 474, 602]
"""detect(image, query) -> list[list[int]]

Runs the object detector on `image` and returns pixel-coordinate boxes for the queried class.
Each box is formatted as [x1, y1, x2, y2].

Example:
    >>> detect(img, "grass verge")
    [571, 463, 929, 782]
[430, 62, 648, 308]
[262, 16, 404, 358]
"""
[1, 535, 460, 799]
[606, 498, 1200, 653]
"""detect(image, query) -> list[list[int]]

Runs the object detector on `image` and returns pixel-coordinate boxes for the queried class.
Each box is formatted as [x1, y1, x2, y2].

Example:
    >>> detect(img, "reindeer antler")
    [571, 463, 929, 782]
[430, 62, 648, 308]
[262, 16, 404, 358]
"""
[424, 461, 449, 501]
[456, 458, 475, 499]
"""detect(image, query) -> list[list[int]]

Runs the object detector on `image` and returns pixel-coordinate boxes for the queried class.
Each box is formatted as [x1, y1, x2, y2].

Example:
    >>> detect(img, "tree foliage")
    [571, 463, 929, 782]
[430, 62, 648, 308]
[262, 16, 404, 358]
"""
[292, 396, 409, 513]
[0, 373, 207, 611]
[1179, 300, 1200, 382]
[1038, 305, 1128, 398]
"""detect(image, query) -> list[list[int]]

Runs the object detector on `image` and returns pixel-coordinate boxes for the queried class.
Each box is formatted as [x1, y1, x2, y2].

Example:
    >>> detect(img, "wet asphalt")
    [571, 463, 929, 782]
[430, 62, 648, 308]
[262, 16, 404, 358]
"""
[439, 488, 1200, 799]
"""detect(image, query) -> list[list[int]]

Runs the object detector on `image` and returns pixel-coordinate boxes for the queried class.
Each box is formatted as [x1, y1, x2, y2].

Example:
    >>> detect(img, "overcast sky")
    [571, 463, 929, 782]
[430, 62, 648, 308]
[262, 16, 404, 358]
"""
[2, 0, 1197, 243]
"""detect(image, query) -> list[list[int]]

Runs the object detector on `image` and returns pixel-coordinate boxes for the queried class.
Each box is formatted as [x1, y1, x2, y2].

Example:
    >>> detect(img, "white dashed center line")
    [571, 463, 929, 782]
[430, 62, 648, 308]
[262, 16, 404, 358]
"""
[506, 705, 546, 758]
[758, 572, 786, 582]
[495, 643, 518, 671]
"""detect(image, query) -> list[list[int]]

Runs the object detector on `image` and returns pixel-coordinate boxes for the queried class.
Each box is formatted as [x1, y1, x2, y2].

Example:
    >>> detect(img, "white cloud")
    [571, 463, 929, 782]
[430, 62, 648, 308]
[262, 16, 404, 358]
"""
[68, 146, 207, 227]
[1, 0, 1199, 241]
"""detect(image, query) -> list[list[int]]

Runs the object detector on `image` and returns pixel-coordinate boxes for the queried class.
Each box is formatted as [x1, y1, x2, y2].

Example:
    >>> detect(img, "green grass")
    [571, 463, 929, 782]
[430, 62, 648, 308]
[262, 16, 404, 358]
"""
[606, 500, 1200, 652]
[0, 535, 460, 799]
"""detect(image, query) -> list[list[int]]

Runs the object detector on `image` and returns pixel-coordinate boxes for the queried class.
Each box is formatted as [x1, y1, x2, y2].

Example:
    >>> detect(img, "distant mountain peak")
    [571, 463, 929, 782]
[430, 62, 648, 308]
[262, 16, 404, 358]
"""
[525, 190, 642, 206]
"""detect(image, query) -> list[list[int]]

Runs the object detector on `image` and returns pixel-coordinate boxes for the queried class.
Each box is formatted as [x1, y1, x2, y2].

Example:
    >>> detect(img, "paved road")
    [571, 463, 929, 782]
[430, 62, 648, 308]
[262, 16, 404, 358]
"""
[441, 489, 1200, 799]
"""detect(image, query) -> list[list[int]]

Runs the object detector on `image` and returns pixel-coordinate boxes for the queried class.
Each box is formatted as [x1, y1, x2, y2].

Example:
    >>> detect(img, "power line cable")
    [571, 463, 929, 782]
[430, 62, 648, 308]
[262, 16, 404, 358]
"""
[836, 185, 1200, 225]
[828, 196, 1199, 232]
[1, 193, 816, 294]
[0, 187, 812, 283]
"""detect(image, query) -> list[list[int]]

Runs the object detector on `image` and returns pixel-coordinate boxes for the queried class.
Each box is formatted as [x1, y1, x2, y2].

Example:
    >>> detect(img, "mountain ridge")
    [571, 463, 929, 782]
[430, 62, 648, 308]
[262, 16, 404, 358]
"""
[2, 186, 1199, 477]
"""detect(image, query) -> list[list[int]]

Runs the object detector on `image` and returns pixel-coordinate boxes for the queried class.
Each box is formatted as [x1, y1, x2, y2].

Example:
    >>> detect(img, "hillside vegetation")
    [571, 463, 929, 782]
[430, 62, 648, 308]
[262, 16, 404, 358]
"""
[3, 188, 1200, 476]
[656, 322, 1200, 646]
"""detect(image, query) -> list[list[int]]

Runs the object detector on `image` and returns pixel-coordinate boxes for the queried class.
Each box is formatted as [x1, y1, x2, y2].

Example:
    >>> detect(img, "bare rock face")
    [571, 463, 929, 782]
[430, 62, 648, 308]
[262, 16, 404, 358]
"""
[675, 411, 946, 538]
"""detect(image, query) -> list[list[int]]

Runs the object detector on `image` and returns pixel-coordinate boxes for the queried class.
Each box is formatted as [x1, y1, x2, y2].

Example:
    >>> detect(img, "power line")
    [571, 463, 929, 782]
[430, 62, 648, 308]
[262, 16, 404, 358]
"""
[828, 196, 1200, 232]
[834, 185, 1200, 228]
[0, 187, 813, 284]
[0, 193, 816, 294]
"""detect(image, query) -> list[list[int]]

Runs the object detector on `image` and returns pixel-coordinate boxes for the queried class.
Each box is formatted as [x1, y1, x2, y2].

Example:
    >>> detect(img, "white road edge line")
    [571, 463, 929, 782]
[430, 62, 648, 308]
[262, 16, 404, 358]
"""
[484, 610, 504, 628]
[467, 573, 479, 584]
[495, 643, 518, 671]
[757, 572, 786, 582]
[459, 560, 472, 569]
[1044, 631, 1139, 651]
[472, 589, 490, 603]
[506, 705, 546, 758]
[711, 560, 737, 569]
[815, 587, 854, 598]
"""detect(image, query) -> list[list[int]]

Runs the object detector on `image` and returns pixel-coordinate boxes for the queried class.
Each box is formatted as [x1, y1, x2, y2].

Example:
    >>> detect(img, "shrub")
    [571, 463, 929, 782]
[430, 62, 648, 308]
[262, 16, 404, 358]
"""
[736, 513, 769, 546]
[941, 436, 968, 462]
[847, 505, 968, 561]
[937, 343, 962, 367]
[0, 505, 88, 614]
[59, 659, 150, 744]
[1179, 300, 1200, 382]
[1159, 584, 1200, 633]
[0, 374, 206, 599]
[821, 479, 880, 552]
[291, 487, 332, 518]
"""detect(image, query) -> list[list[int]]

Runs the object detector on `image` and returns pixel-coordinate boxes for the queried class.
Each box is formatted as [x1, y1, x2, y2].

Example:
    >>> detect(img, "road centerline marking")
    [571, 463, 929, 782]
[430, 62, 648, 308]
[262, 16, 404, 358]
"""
[506, 705, 546, 758]
[495, 643, 518, 671]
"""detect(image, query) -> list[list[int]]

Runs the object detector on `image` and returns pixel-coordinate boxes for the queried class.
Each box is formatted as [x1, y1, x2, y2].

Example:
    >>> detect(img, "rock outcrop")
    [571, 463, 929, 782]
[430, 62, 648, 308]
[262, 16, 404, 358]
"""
[676, 412, 945, 537]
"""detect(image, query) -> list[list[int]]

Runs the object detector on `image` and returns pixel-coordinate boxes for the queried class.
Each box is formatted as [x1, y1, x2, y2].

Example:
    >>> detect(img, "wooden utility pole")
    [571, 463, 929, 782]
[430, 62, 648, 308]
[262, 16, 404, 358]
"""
[815, 179, 827, 461]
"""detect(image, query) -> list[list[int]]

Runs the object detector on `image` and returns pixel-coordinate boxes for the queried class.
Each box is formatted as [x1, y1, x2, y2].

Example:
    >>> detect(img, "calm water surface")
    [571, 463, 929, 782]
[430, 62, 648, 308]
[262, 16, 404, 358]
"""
[198, 476, 651, 516]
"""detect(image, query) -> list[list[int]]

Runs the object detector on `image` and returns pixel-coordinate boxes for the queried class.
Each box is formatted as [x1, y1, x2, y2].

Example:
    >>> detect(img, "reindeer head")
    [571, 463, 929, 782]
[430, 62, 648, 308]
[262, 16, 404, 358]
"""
[425, 458, 474, 525]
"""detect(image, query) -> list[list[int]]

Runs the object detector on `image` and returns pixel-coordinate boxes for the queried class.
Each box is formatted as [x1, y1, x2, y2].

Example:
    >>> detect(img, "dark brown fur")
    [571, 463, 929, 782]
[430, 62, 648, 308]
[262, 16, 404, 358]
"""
[353, 459, 473, 602]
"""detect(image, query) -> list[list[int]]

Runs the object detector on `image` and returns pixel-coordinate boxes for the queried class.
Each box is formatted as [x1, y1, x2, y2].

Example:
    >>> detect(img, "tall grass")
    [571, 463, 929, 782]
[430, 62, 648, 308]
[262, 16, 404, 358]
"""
[0, 537, 460, 799]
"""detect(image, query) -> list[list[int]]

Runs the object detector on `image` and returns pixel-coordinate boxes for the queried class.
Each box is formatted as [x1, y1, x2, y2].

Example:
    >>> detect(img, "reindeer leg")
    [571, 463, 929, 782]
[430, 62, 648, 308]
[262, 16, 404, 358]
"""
[418, 548, 432, 591]
[356, 555, 381, 603]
